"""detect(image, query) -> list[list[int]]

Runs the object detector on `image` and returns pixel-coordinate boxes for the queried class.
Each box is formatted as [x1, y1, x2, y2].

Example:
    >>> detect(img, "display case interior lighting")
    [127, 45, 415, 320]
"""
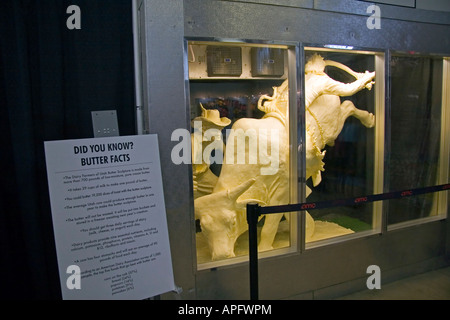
[306, 46, 376, 56]
[324, 44, 354, 50]
[188, 40, 289, 50]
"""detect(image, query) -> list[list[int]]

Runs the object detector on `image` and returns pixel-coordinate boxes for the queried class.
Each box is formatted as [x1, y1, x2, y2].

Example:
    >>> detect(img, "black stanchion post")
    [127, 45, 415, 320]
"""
[247, 203, 260, 301]
[243, 183, 450, 300]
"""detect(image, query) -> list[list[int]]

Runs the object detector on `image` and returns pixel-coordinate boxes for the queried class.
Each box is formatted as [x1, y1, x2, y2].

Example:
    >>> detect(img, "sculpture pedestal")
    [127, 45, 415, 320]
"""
[307, 220, 353, 242]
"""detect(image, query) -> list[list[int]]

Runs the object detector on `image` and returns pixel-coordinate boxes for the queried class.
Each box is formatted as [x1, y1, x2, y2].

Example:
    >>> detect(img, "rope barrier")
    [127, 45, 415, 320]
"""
[246, 183, 450, 300]
[258, 183, 450, 215]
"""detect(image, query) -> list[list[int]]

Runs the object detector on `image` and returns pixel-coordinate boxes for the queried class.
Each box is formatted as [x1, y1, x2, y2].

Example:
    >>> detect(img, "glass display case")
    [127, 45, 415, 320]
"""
[187, 41, 298, 268]
[186, 41, 448, 269]
[302, 47, 384, 246]
[387, 54, 447, 227]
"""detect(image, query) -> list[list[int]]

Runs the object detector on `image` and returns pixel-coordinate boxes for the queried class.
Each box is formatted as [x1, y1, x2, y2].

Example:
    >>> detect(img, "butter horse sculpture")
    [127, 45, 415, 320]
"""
[194, 54, 376, 260]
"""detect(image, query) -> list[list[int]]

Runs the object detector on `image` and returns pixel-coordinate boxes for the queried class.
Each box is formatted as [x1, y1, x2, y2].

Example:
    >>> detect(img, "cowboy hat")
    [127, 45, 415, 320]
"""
[194, 103, 231, 128]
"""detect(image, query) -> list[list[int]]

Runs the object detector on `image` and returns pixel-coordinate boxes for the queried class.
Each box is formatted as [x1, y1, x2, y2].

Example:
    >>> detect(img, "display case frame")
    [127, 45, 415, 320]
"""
[184, 39, 450, 271]
[302, 44, 387, 249]
[185, 38, 303, 270]
[386, 51, 450, 231]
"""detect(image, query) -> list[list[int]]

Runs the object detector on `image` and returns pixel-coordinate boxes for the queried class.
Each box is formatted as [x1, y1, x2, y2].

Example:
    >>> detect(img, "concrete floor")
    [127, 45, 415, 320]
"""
[336, 266, 450, 300]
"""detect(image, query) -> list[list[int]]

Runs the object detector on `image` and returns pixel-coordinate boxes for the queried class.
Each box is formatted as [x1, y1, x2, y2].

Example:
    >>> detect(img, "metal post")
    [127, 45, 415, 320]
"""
[247, 203, 260, 301]
[132, 0, 144, 135]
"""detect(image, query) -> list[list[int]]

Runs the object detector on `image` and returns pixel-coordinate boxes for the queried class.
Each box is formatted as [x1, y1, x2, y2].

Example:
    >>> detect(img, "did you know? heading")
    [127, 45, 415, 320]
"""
[74, 142, 134, 167]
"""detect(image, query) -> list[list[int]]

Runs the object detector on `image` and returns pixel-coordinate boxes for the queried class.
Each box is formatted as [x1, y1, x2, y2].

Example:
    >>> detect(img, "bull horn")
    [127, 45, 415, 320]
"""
[227, 178, 256, 201]
[236, 198, 266, 210]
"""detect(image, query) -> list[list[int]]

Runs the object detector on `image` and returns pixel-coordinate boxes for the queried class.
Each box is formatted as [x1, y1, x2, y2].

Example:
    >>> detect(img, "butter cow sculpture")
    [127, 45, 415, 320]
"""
[194, 54, 376, 260]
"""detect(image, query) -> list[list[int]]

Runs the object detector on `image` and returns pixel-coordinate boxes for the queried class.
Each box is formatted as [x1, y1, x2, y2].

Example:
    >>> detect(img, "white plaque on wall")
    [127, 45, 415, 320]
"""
[44, 135, 175, 300]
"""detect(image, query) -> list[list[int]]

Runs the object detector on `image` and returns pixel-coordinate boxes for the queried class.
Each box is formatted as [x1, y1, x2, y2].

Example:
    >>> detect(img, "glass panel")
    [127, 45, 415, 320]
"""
[388, 55, 443, 226]
[187, 41, 295, 267]
[303, 49, 378, 244]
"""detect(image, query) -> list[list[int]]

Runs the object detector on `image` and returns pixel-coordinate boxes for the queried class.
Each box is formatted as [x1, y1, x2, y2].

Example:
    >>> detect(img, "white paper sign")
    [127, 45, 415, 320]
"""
[44, 135, 175, 300]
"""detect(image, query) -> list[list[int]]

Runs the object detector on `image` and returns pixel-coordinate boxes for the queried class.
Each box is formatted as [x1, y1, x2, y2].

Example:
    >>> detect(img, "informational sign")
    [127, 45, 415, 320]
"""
[44, 135, 175, 300]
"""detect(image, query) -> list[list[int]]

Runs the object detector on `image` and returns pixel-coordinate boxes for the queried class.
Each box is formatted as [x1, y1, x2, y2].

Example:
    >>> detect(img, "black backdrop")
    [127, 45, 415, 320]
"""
[0, 0, 135, 299]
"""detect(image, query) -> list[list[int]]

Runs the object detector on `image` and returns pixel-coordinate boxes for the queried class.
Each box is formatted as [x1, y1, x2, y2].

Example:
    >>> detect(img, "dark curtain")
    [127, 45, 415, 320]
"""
[0, 0, 135, 299]
[388, 56, 443, 224]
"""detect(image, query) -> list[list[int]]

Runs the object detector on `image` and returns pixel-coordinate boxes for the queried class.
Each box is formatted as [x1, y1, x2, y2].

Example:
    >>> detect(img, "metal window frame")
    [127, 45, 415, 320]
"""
[302, 44, 386, 249]
[184, 38, 302, 270]
[387, 51, 450, 231]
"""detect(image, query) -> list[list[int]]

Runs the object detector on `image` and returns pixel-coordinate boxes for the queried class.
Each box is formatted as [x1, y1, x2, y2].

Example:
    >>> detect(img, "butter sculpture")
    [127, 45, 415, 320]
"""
[305, 54, 375, 190]
[191, 104, 230, 199]
[194, 54, 376, 260]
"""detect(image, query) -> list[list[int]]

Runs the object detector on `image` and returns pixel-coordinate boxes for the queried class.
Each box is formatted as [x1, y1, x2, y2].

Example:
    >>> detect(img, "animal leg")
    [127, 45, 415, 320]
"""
[259, 213, 284, 251]
[341, 100, 375, 128]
